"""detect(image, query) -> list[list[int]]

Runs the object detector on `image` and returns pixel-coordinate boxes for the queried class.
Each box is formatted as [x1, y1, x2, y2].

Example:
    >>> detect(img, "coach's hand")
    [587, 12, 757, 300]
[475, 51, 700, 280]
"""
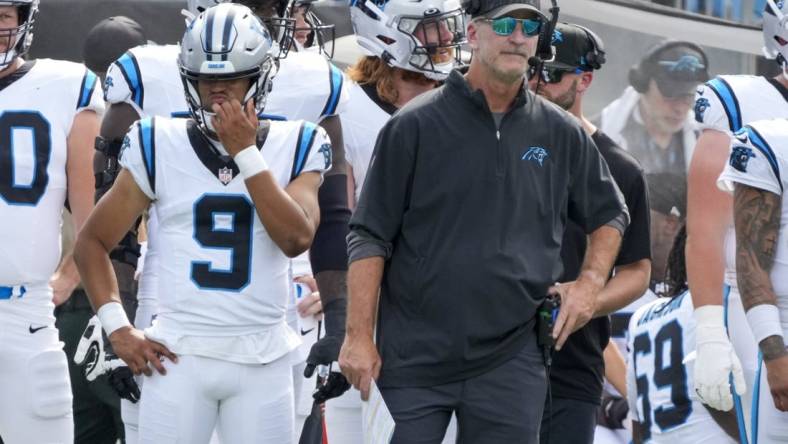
[549, 279, 599, 350]
[339, 335, 381, 401]
[693, 305, 745, 411]
[109, 326, 177, 377]
[212, 99, 258, 157]
[765, 353, 788, 411]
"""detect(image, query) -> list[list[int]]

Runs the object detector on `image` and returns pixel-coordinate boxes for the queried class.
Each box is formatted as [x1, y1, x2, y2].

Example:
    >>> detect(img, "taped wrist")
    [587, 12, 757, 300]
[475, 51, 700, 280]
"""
[310, 174, 351, 273]
[746, 304, 785, 346]
[322, 298, 347, 337]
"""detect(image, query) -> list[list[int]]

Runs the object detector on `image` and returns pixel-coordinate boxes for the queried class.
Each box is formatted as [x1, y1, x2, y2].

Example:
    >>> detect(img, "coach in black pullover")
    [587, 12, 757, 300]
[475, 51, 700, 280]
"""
[339, 1, 627, 442]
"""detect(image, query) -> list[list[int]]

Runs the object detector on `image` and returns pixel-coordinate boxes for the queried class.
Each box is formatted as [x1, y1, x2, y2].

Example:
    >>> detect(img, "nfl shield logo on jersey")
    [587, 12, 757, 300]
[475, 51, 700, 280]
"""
[219, 167, 234, 184]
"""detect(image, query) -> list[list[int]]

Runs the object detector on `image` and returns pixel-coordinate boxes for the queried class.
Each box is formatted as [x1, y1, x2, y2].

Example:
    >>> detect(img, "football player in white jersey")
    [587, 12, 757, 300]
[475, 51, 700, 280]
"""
[718, 118, 788, 443]
[74, 4, 331, 443]
[628, 226, 740, 444]
[0, 0, 104, 442]
[686, 0, 788, 425]
[331, 0, 465, 442]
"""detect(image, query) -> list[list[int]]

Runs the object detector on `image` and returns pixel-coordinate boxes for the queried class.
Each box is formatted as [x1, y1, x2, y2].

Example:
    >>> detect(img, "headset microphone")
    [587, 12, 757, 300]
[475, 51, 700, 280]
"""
[530, 0, 559, 94]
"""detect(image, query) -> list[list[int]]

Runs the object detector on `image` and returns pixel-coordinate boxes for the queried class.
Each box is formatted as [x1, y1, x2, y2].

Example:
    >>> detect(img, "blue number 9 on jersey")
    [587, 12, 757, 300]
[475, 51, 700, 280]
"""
[191, 194, 254, 291]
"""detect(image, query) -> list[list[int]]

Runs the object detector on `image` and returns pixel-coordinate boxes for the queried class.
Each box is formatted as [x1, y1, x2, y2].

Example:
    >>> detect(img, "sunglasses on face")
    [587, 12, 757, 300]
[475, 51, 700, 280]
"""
[483, 16, 542, 37]
[537, 67, 584, 84]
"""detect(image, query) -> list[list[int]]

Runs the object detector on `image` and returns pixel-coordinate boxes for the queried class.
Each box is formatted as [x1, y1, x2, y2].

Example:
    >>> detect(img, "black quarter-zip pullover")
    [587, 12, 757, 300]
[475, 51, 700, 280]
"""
[348, 70, 626, 388]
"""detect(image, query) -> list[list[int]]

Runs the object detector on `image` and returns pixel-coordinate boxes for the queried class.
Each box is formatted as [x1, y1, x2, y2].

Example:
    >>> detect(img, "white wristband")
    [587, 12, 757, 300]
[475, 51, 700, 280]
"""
[234, 145, 268, 179]
[746, 304, 785, 345]
[97, 302, 132, 336]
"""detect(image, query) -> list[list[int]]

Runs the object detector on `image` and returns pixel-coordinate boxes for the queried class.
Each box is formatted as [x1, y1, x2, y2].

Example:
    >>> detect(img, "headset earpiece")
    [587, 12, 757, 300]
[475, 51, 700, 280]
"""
[628, 64, 649, 92]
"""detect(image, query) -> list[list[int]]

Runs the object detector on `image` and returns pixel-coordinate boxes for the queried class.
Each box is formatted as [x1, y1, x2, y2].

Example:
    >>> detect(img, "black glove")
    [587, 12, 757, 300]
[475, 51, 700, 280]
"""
[313, 371, 351, 403]
[108, 364, 141, 403]
[596, 394, 629, 429]
[74, 315, 141, 404]
[304, 298, 346, 378]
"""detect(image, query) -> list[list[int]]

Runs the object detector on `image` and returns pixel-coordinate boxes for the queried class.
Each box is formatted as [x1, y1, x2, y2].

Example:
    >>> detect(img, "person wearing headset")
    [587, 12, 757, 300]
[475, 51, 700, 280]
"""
[529, 22, 652, 444]
[598, 40, 710, 177]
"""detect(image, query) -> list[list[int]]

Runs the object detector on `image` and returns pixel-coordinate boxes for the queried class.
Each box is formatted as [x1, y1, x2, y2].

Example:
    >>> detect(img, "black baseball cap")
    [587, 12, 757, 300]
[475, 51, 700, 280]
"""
[645, 42, 709, 98]
[545, 22, 601, 71]
[468, 0, 546, 20]
[83, 16, 147, 75]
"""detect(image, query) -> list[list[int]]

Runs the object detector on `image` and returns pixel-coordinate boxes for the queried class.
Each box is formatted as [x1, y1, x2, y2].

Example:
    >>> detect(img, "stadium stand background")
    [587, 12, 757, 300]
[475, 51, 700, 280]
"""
[31, 0, 775, 120]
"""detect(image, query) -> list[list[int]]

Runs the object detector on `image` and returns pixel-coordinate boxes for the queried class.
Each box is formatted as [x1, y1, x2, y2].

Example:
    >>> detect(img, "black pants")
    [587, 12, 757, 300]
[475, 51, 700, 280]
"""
[380, 335, 547, 444]
[539, 396, 598, 444]
[55, 290, 125, 444]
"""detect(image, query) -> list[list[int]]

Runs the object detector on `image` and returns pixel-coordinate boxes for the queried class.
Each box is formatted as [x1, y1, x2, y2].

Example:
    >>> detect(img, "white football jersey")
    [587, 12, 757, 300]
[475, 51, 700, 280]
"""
[104, 44, 188, 119]
[627, 292, 735, 443]
[118, 117, 331, 362]
[0, 59, 103, 294]
[342, 81, 394, 201]
[265, 50, 349, 123]
[718, 118, 788, 327]
[694, 75, 788, 288]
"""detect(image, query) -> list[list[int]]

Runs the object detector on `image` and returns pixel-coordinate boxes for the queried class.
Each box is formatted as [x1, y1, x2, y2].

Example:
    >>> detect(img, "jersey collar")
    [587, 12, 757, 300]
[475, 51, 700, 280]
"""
[187, 120, 270, 186]
[0, 59, 35, 93]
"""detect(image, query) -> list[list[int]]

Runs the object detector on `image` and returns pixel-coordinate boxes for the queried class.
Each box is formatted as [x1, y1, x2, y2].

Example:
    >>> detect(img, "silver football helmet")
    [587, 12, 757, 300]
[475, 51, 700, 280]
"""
[350, 0, 466, 80]
[290, 0, 335, 59]
[179, 3, 276, 136]
[764, 0, 788, 76]
[0, 0, 38, 69]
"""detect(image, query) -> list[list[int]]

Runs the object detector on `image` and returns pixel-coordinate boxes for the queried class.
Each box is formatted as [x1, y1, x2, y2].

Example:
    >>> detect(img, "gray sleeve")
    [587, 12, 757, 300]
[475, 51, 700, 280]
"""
[604, 210, 630, 237]
[347, 228, 392, 263]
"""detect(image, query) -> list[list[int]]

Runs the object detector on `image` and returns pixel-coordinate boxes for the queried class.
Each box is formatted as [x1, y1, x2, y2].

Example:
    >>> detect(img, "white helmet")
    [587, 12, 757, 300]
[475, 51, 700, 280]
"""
[0, 0, 38, 69]
[763, 0, 788, 74]
[350, 0, 466, 80]
[179, 3, 276, 136]
[290, 0, 336, 59]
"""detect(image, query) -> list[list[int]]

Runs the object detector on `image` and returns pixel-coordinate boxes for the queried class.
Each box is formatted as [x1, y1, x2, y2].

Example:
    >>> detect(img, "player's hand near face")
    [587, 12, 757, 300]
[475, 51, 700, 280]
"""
[109, 326, 177, 377]
[212, 99, 258, 156]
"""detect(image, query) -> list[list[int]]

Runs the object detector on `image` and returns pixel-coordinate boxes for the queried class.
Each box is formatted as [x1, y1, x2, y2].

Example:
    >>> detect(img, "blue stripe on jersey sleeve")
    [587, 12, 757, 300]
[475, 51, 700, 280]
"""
[745, 125, 783, 191]
[320, 62, 344, 118]
[707, 78, 743, 132]
[291, 121, 318, 180]
[115, 52, 144, 108]
[77, 70, 98, 109]
[138, 118, 156, 193]
[257, 112, 287, 121]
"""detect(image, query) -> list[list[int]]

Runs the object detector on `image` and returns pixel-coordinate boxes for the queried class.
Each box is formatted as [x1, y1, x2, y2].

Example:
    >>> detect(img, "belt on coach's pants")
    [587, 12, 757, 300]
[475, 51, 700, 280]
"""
[0, 285, 26, 300]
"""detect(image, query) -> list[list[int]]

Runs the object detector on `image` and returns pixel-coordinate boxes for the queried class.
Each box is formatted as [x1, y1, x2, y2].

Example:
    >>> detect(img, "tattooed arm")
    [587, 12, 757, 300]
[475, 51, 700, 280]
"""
[734, 183, 788, 411]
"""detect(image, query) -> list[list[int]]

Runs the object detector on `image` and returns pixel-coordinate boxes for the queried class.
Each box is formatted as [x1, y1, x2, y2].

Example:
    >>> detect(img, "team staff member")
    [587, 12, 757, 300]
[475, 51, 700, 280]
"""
[598, 40, 710, 177]
[529, 23, 652, 444]
[339, 1, 627, 442]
